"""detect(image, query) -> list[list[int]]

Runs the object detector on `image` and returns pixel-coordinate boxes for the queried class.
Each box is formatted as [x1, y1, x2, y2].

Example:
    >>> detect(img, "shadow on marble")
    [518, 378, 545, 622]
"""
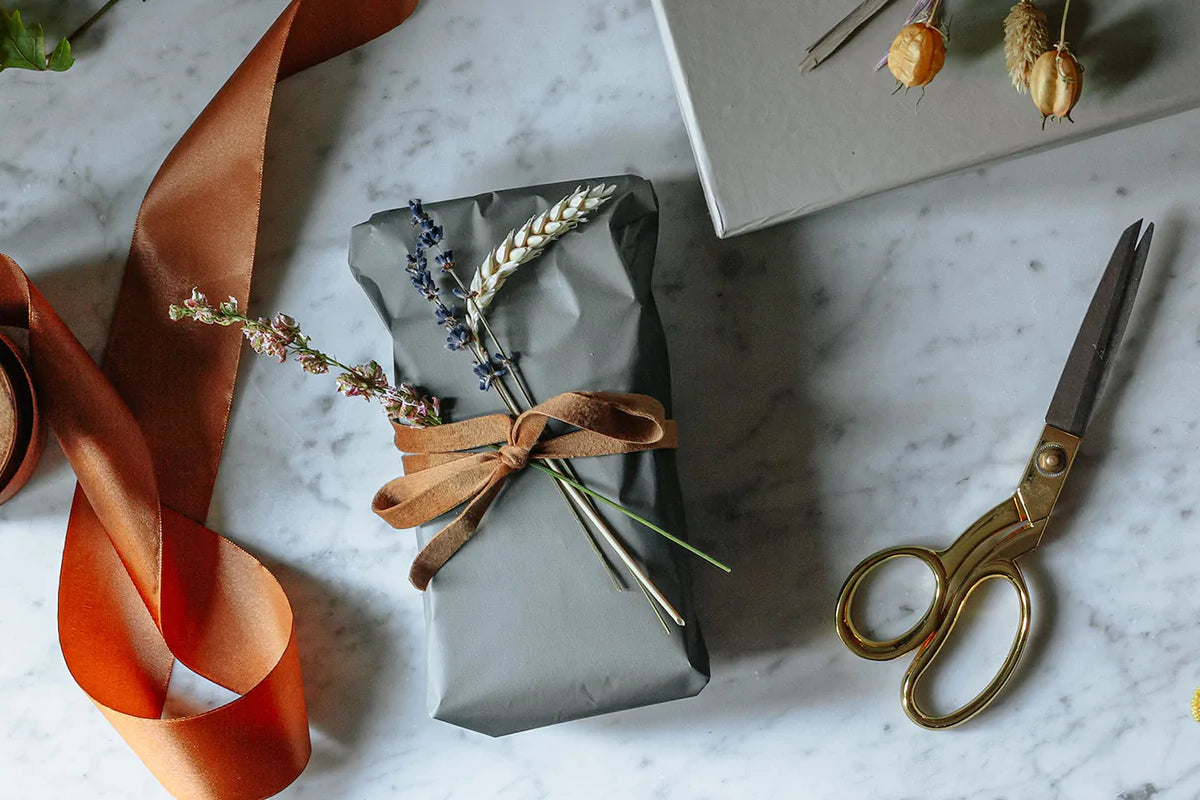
[247, 36, 368, 308]
[650, 179, 836, 659]
[262, 557, 404, 759]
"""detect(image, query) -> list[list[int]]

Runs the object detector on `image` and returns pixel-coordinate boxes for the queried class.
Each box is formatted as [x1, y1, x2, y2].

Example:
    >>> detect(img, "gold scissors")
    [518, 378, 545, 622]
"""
[835, 220, 1154, 730]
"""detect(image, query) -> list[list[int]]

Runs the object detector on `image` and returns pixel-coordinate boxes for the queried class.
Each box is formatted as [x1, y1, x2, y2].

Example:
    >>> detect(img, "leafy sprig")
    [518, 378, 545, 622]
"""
[2, 0, 134, 76]
[0, 8, 74, 72]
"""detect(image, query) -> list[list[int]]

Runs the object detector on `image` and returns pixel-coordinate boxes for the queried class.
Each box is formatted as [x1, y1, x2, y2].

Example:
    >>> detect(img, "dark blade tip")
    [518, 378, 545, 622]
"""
[1045, 219, 1155, 437]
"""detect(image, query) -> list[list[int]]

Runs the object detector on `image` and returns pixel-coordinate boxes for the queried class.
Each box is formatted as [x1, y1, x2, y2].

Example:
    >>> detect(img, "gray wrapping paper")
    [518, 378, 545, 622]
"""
[349, 175, 709, 736]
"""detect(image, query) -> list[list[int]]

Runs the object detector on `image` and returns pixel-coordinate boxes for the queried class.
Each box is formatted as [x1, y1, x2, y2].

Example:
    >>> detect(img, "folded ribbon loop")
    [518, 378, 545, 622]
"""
[371, 390, 678, 590]
[1, 1, 418, 797]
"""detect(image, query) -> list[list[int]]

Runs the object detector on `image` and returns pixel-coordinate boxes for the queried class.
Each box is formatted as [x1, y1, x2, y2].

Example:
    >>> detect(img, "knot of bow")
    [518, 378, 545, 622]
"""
[371, 391, 678, 589]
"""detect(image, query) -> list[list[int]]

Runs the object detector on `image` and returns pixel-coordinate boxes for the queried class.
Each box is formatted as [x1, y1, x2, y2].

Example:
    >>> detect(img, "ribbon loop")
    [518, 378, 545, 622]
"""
[1, 1, 419, 797]
[372, 391, 678, 590]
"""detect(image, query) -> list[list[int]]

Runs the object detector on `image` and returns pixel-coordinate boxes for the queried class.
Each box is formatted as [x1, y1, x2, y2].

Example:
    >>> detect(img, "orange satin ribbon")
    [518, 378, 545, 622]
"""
[370, 391, 678, 590]
[0, 1, 417, 797]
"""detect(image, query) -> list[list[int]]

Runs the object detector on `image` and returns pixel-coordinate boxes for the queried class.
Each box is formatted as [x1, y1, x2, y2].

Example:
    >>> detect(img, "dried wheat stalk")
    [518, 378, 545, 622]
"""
[1004, 0, 1050, 92]
[466, 184, 616, 332]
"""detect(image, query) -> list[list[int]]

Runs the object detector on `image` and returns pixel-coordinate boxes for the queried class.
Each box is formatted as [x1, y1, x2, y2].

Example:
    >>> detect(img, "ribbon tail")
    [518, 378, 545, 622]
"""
[409, 474, 509, 590]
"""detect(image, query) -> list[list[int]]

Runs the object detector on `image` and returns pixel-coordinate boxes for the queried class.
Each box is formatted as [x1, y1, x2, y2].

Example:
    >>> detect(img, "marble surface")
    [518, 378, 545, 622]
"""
[2, 0, 1199, 797]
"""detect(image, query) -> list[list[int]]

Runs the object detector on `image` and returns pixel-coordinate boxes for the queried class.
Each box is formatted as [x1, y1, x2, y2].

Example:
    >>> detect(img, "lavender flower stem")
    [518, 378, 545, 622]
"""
[452, 273, 677, 628]
[406, 201, 721, 627]
[436, 248, 635, 596]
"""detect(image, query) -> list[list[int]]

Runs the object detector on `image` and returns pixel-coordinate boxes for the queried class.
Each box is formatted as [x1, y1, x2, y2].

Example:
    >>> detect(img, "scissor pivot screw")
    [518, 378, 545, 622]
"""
[1035, 444, 1068, 477]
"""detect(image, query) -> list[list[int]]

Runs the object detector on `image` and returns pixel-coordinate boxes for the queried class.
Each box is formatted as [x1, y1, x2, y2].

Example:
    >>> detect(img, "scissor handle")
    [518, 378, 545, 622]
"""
[900, 560, 1032, 729]
[835, 544, 950, 661]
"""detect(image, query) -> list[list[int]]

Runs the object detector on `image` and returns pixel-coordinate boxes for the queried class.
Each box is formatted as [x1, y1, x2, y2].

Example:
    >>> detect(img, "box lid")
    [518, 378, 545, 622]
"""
[651, 0, 1197, 237]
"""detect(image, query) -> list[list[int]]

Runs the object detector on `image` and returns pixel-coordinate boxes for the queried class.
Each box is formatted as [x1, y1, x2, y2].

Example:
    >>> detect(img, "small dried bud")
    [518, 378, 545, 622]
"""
[888, 22, 946, 89]
[1029, 46, 1083, 126]
[297, 352, 328, 375]
[270, 313, 299, 345]
[1004, 1, 1050, 93]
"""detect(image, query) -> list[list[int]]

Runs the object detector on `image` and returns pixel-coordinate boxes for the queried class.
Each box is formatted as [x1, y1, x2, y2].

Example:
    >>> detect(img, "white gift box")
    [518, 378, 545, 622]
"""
[651, 0, 1199, 237]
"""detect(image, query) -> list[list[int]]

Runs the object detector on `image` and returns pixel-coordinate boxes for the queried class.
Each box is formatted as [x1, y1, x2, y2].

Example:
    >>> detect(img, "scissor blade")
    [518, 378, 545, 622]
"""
[1046, 220, 1153, 437]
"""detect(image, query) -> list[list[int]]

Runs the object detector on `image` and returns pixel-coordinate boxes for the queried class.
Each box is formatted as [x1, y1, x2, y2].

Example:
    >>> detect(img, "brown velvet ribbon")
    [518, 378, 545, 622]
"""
[0, 1, 417, 797]
[371, 391, 678, 590]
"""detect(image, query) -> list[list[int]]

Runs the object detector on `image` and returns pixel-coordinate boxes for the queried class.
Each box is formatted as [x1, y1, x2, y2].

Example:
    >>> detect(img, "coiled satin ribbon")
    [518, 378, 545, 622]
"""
[0, 332, 41, 504]
[370, 391, 678, 589]
[0, 1, 417, 797]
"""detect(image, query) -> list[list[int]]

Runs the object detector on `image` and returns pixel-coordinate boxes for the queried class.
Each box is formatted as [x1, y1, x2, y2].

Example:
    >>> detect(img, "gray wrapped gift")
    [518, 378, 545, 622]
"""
[349, 175, 709, 736]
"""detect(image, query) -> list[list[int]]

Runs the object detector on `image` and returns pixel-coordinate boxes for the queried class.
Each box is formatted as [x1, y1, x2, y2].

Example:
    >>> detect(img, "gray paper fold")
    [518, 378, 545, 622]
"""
[349, 175, 708, 736]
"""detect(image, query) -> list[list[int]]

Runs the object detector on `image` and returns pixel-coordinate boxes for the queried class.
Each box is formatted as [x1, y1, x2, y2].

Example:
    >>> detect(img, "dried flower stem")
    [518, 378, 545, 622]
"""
[405, 203, 656, 602]
[1058, 0, 1071, 46]
[169, 290, 441, 427]
[412, 223, 685, 628]
[434, 246, 680, 625]
[406, 199, 730, 627]
[928, 0, 942, 22]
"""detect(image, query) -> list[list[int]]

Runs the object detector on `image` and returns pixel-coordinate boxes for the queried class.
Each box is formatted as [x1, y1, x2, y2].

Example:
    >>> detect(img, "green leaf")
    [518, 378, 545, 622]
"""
[0, 9, 49, 71]
[47, 34, 73, 71]
[1, 8, 74, 72]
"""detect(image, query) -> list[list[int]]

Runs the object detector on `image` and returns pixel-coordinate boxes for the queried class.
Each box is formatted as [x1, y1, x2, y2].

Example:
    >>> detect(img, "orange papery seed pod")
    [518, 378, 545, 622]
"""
[1029, 45, 1083, 126]
[888, 22, 946, 89]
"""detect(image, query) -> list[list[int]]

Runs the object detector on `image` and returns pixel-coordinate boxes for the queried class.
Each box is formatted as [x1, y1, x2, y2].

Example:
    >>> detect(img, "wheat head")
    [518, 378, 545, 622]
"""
[1004, 0, 1050, 93]
[466, 184, 616, 332]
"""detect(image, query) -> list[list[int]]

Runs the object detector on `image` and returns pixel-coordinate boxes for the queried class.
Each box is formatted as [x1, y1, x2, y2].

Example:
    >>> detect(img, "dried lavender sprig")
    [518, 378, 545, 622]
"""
[404, 203, 729, 577]
[169, 288, 441, 428]
[404, 201, 509, 392]
[402, 203, 636, 599]
[423, 235, 679, 627]
[405, 202, 729, 625]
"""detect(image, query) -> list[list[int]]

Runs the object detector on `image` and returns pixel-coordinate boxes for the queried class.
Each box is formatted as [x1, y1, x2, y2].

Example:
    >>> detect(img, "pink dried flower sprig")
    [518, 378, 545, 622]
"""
[169, 289, 441, 428]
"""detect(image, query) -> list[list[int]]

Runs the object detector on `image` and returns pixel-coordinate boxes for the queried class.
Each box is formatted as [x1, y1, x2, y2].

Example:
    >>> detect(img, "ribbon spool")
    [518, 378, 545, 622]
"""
[0, 332, 41, 504]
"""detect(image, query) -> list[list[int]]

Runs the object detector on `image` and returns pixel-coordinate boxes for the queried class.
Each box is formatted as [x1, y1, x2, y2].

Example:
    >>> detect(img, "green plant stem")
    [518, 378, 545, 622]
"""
[65, 0, 124, 44]
[436, 250, 729, 576]
[521, 455, 731, 573]
[433, 251, 628, 592]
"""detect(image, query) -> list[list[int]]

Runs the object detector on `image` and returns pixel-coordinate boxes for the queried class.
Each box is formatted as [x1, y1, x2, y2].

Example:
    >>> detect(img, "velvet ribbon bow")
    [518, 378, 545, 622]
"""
[371, 391, 678, 590]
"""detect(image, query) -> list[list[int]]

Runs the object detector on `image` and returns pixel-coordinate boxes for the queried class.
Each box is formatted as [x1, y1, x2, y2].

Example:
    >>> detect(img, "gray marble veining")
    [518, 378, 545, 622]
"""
[2, 0, 1199, 797]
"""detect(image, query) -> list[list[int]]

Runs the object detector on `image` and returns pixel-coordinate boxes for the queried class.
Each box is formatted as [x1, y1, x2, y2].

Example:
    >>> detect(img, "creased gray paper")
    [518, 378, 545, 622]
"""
[349, 175, 709, 736]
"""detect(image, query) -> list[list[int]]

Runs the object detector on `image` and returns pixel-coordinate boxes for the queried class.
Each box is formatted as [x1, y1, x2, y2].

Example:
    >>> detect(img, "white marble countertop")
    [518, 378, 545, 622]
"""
[2, 1, 1199, 798]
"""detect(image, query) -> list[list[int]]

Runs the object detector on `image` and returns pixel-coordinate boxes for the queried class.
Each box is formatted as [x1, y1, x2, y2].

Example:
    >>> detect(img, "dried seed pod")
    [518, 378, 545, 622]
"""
[1029, 45, 1083, 126]
[1003, 0, 1050, 92]
[888, 22, 946, 89]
